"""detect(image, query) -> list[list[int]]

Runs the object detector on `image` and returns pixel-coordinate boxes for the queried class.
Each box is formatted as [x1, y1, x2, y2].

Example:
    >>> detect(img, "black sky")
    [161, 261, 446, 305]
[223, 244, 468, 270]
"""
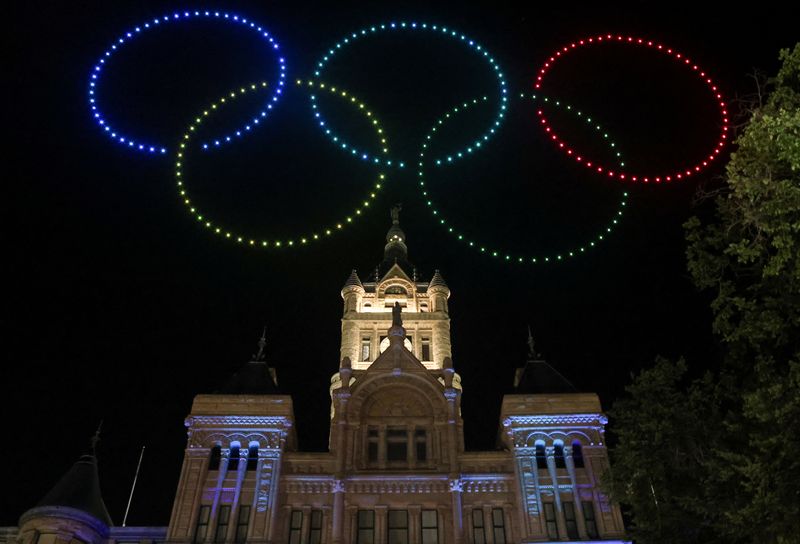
[5, 0, 796, 528]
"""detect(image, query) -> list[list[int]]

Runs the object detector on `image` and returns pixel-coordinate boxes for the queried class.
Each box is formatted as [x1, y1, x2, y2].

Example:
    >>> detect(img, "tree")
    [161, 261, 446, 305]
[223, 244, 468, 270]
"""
[684, 43, 800, 542]
[605, 358, 723, 543]
[608, 44, 800, 543]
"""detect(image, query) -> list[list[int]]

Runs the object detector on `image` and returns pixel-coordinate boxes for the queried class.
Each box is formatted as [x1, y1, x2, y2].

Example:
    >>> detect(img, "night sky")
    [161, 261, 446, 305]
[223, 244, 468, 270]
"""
[5, 0, 796, 528]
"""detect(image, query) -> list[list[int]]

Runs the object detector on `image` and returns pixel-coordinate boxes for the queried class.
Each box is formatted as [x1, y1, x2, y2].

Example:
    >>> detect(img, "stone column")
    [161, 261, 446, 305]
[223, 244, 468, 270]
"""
[565, 445, 589, 539]
[266, 448, 285, 544]
[546, 447, 568, 540]
[331, 480, 346, 544]
[449, 479, 465, 544]
[376, 506, 388, 544]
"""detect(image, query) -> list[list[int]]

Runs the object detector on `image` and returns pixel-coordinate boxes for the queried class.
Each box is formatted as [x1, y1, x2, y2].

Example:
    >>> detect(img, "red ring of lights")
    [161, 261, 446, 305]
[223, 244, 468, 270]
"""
[534, 34, 729, 183]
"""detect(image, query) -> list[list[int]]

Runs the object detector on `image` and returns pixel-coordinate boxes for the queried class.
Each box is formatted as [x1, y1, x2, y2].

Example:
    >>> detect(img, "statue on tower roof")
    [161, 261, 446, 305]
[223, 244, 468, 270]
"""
[391, 203, 402, 224]
[392, 301, 403, 327]
[253, 326, 267, 362]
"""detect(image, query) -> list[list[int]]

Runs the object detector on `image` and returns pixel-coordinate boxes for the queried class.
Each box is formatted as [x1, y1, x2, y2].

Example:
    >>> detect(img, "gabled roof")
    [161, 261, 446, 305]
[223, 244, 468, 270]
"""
[379, 262, 414, 284]
[36, 454, 113, 526]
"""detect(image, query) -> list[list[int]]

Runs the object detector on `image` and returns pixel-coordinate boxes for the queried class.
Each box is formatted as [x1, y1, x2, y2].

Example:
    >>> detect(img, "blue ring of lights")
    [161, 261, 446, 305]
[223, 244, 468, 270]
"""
[311, 21, 509, 169]
[88, 10, 287, 155]
[417, 94, 629, 264]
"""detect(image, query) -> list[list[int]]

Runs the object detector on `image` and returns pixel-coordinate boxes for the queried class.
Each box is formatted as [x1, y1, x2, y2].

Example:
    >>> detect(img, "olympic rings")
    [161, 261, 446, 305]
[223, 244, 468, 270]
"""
[534, 34, 728, 183]
[417, 94, 628, 263]
[174, 81, 387, 248]
[87, 13, 732, 264]
[311, 21, 509, 169]
[88, 10, 287, 155]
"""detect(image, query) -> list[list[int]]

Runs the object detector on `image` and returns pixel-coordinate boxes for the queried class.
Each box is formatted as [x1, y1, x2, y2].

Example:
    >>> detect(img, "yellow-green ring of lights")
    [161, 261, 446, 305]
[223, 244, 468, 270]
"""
[417, 93, 629, 264]
[174, 80, 388, 249]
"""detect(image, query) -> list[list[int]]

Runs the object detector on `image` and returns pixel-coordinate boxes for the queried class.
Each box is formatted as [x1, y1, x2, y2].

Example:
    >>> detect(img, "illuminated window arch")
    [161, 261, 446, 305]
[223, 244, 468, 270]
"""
[385, 285, 408, 295]
[572, 441, 584, 468]
[246, 441, 259, 471]
[228, 441, 241, 471]
[208, 444, 221, 471]
[535, 440, 547, 469]
[554, 440, 566, 469]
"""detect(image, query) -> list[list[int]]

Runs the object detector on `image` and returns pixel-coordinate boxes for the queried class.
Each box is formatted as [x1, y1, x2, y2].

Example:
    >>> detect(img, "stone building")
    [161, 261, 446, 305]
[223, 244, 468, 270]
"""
[2, 211, 627, 544]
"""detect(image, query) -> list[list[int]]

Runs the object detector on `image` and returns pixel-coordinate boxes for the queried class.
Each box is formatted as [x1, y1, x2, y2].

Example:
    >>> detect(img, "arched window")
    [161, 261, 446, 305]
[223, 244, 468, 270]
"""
[228, 442, 241, 471]
[554, 441, 566, 469]
[246, 442, 259, 471]
[572, 441, 584, 468]
[535, 441, 547, 469]
[385, 285, 407, 296]
[208, 444, 221, 471]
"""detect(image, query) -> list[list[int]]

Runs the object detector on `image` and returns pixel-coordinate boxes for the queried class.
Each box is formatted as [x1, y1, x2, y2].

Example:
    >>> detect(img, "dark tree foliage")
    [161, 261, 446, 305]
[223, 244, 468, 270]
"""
[607, 44, 800, 543]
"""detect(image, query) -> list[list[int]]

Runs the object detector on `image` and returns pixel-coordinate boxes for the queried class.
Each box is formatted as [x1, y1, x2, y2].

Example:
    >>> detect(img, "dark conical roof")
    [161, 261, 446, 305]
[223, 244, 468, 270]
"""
[513, 360, 578, 394]
[219, 360, 280, 394]
[342, 269, 363, 290]
[429, 269, 448, 290]
[36, 454, 113, 526]
[218, 329, 280, 394]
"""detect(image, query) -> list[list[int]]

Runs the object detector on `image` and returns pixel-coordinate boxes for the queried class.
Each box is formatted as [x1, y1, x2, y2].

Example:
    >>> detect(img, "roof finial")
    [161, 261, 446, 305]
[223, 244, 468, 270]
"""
[527, 325, 539, 360]
[90, 419, 103, 455]
[253, 326, 267, 362]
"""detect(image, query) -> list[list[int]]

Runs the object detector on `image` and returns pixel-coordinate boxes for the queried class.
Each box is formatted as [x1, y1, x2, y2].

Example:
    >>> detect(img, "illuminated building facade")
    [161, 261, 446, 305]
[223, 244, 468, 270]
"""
[2, 210, 627, 543]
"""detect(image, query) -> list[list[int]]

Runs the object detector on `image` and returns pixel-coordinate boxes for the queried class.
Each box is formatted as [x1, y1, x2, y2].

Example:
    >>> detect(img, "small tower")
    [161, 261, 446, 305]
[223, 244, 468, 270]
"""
[499, 332, 626, 541]
[167, 330, 296, 544]
[17, 447, 112, 544]
[337, 206, 453, 372]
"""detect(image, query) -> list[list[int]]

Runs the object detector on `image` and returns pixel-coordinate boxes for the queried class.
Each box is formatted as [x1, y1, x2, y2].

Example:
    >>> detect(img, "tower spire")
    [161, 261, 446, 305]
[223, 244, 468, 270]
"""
[527, 325, 539, 361]
[253, 326, 267, 362]
[90, 420, 103, 456]
[384, 203, 408, 261]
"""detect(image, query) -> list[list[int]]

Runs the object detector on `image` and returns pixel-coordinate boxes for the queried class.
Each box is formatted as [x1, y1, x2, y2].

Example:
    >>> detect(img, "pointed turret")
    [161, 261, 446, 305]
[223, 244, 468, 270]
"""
[429, 269, 449, 291]
[341, 269, 365, 315]
[33, 454, 113, 526]
[218, 328, 280, 394]
[428, 269, 450, 313]
[342, 269, 363, 291]
[18, 438, 112, 544]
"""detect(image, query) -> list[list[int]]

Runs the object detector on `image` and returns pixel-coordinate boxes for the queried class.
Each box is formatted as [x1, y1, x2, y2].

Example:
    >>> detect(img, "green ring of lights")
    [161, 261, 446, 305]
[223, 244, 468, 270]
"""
[417, 93, 629, 264]
[174, 80, 388, 248]
[310, 20, 509, 169]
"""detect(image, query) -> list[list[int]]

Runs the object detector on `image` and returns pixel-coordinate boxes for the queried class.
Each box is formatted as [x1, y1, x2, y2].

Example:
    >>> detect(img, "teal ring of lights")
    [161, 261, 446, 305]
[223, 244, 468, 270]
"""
[174, 80, 388, 249]
[417, 93, 629, 264]
[311, 20, 509, 169]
